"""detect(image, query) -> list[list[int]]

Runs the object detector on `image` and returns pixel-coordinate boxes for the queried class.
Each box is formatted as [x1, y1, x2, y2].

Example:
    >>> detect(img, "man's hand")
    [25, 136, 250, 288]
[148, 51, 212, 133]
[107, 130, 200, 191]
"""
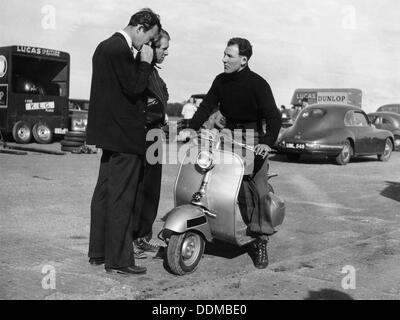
[140, 44, 154, 64]
[176, 129, 193, 142]
[254, 144, 272, 159]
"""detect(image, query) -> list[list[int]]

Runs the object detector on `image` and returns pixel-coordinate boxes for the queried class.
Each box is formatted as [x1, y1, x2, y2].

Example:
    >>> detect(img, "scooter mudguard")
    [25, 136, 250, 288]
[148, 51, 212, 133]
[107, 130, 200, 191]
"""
[162, 204, 212, 242]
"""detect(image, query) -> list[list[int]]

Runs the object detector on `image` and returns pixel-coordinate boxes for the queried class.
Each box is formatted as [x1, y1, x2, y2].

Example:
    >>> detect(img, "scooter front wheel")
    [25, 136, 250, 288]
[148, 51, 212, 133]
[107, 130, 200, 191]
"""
[166, 231, 205, 275]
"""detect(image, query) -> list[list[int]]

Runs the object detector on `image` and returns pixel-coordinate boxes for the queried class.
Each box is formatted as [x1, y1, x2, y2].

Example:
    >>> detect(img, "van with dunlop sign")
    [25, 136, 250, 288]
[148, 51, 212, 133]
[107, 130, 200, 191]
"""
[0, 45, 70, 144]
[291, 88, 362, 108]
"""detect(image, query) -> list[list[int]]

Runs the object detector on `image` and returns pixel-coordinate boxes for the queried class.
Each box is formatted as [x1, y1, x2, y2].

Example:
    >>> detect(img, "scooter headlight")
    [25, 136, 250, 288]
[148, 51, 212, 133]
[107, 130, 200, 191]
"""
[196, 150, 214, 171]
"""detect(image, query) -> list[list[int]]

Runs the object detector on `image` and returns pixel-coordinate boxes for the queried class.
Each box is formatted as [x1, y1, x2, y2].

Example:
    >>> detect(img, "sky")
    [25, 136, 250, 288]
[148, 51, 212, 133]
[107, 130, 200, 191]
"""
[0, 0, 399, 113]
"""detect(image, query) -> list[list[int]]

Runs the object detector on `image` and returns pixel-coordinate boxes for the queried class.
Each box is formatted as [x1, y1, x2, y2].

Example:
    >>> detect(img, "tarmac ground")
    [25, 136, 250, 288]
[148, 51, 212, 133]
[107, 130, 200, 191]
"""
[1, 140, 400, 301]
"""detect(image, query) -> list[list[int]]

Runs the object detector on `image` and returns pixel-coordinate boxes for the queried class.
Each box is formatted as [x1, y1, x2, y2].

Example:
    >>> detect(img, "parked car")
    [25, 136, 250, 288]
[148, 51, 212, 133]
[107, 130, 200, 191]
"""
[281, 108, 294, 128]
[68, 99, 89, 132]
[368, 111, 400, 151]
[376, 104, 400, 114]
[276, 104, 394, 165]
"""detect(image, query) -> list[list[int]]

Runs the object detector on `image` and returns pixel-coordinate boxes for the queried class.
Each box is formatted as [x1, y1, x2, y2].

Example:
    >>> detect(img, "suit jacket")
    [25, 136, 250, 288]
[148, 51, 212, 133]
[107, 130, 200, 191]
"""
[145, 67, 169, 126]
[86, 32, 152, 154]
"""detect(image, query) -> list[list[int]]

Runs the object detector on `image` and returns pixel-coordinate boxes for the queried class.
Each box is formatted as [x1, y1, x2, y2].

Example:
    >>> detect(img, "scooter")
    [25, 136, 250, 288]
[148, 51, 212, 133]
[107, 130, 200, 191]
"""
[158, 129, 285, 275]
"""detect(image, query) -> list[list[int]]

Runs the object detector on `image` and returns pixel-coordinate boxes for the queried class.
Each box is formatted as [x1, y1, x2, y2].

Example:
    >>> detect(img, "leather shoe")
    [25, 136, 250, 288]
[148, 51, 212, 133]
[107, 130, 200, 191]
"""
[105, 265, 147, 275]
[89, 257, 105, 265]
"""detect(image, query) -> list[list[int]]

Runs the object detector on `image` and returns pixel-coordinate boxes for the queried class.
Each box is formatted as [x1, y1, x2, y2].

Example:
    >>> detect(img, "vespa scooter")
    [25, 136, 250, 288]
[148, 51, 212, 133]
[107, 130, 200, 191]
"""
[158, 130, 285, 275]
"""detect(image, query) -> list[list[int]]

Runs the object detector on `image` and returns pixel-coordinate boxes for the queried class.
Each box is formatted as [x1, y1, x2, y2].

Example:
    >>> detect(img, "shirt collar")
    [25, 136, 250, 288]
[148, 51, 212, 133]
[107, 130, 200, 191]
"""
[118, 30, 136, 57]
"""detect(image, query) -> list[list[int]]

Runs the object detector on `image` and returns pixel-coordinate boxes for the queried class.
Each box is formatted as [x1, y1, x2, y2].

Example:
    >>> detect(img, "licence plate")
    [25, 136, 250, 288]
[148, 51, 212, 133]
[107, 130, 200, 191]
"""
[55, 128, 68, 134]
[285, 142, 305, 150]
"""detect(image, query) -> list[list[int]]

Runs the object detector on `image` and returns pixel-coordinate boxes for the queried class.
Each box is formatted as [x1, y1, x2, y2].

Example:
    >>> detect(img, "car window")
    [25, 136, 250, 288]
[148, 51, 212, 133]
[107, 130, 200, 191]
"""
[382, 117, 392, 125]
[354, 112, 369, 126]
[300, 108, 326, 119]
[368, 115, 378, 124]
[344, 111, 368, 126]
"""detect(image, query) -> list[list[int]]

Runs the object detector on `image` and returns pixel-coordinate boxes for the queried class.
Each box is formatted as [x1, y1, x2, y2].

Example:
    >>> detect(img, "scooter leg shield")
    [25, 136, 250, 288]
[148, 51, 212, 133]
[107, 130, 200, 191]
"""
[161, 204, 212, 242]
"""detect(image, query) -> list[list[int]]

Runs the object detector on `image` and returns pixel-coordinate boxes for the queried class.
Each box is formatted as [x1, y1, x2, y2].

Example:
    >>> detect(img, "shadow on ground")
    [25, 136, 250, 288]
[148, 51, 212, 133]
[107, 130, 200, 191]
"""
[304, 289, 354, 300]
[204, 240, 248, 259]
[270, 153, 379, 165]
[380, 181, 400, 202]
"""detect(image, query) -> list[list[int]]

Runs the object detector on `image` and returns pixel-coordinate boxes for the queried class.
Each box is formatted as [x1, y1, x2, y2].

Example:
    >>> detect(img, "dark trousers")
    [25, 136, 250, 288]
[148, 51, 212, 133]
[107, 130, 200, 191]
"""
[132, 160, 162, 240]
[88, 150, 144, 269]
[238, 155, 275, 238]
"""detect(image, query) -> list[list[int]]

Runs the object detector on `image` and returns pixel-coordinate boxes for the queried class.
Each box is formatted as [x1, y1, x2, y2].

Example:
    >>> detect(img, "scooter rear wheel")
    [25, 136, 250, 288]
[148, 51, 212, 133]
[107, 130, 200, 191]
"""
[166, 231, 205, 275]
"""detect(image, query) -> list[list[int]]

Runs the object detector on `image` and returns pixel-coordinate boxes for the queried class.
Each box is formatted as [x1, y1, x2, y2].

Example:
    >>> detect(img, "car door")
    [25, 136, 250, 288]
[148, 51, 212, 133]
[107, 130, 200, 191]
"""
[344, 110, 370, 154]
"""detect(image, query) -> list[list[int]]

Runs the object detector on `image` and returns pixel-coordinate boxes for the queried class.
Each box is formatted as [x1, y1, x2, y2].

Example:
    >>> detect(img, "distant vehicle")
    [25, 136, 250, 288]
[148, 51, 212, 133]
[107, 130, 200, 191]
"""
[376, 104, 400, 114]
[69, 98, 89, 132]
[280, 108, 294, 128]
[291, 88, 362, 108]
[0, 45, 70, 144]
[190, 93, 206, 106]
[368, 111, 400, 151]
[276, 104, 394, 165]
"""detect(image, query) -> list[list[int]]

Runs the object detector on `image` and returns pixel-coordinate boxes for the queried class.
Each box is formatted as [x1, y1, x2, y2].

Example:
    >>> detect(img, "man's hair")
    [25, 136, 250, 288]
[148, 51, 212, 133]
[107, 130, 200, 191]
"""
[128, 8, 161, 31]
[154, 29, 171, 48]
[227, 37, 253, 60]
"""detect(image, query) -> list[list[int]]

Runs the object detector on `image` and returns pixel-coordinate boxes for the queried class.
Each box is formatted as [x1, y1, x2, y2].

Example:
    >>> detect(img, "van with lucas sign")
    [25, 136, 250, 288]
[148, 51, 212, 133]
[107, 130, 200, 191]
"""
[0, 45, 70, 144]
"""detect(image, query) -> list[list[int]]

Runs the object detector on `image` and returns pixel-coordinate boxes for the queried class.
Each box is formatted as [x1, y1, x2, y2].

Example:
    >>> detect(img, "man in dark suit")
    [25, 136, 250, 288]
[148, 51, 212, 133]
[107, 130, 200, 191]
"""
[86, 9, 161, 276]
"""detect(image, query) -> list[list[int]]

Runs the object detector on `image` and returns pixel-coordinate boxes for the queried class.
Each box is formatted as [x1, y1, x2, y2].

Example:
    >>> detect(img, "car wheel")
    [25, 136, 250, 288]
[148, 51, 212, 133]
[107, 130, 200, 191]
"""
[286, 153, 301, 162]
[393, 135, 400, 151]
[377, 138, 393, 162]
[12, 121, 32, 144]
[32, 122, 53, 144]
[336, 139, 352, 165]
[166, 231, 205, 275]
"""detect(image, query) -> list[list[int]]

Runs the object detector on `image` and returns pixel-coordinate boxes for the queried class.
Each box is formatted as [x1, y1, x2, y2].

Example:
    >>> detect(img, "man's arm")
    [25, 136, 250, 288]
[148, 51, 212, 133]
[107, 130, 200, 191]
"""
[256, 81, 282, 147]
[189, 77, 220, 131]
[107, 41, 153, 101]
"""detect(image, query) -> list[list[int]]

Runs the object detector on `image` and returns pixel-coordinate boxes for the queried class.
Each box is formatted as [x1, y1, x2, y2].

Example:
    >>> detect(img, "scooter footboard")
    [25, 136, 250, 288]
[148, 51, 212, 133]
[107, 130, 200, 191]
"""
[160, 204, 212, 242]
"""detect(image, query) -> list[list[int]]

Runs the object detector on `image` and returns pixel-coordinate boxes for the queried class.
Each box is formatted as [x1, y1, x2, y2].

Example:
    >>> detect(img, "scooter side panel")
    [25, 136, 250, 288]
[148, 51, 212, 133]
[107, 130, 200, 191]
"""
[206, 150, 247, 245]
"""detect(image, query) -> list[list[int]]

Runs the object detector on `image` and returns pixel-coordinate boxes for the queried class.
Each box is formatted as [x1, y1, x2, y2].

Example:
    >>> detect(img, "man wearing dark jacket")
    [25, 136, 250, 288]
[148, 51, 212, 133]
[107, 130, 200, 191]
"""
[86, 9, 161, 276]
[179, 37, 282, 269]
[133, 29, 171, 255]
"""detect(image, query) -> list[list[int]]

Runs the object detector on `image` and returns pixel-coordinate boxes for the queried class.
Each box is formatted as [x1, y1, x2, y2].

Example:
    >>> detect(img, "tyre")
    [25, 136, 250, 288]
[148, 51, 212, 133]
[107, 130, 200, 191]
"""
[65, 131, 86, 139]
[61, 145, 82, 152]
[286, 153, 301, 162]
[64, 135, 86, 143]
[12, 121, 32, 144]
[60, 139, 84, 147]
[32, 122, 53, 144]
[336, 139, 352, 165]
[377, 138, 393, 162]
[166, 231, 205, 275]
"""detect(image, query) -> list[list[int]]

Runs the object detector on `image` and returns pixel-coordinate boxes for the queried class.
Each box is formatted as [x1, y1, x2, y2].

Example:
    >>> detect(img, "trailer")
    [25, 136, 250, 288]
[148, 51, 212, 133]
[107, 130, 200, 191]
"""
[0, 45, 70, 144]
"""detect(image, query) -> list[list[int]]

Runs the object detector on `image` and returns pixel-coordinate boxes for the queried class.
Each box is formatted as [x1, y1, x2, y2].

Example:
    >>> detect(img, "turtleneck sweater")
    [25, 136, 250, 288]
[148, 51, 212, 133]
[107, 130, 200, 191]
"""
[189, 66, 281, 146]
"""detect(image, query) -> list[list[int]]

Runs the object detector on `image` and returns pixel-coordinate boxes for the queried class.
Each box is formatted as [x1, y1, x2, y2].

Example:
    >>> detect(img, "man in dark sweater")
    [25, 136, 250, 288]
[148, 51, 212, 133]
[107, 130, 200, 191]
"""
[179, 37, 282, 269]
